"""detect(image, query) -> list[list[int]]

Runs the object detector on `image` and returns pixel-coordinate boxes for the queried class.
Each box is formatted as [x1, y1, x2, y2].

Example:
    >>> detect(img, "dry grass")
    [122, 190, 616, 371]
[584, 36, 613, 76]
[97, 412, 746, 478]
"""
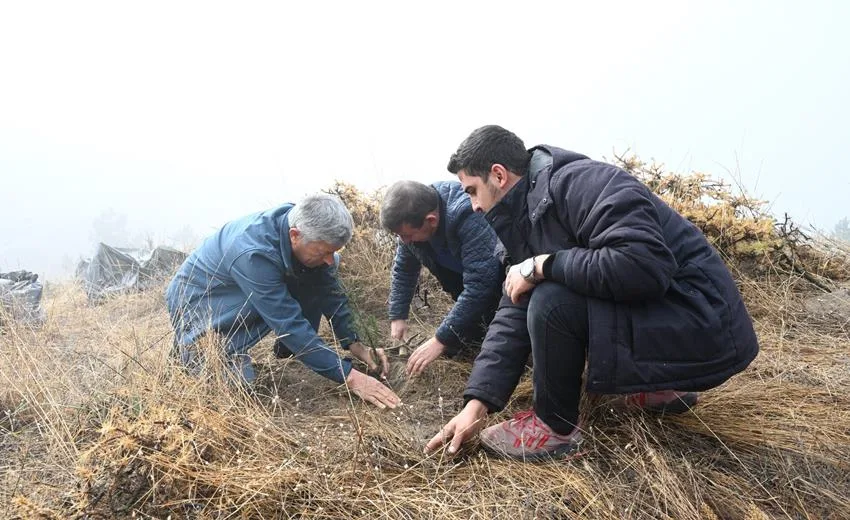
[2, 175, 850, 519]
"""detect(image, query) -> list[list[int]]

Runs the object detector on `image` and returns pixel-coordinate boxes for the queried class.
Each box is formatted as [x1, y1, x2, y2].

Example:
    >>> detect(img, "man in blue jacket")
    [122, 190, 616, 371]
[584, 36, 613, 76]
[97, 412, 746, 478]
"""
[426, 125, 759, 460]
[166, 193, 399, 409]
[381, 180, 503, 376]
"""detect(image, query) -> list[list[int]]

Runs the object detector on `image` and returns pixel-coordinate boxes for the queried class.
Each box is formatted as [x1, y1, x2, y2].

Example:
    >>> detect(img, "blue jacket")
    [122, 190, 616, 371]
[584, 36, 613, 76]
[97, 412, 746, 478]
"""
[165, 204, 359, 383]
[388, 181, 503, 354]
[465, 146, 759, 411]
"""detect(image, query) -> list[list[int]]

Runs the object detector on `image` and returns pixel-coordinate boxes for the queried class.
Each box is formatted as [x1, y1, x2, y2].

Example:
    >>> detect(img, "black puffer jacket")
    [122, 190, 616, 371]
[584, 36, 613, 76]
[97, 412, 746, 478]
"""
[464, 146, 759, 411]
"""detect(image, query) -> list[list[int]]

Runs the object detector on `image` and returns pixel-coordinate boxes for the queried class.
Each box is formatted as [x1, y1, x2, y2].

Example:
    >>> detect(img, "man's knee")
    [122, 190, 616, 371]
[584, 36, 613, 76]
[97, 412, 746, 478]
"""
[527, 282, 588, 334]
[527, 281, 582, 313]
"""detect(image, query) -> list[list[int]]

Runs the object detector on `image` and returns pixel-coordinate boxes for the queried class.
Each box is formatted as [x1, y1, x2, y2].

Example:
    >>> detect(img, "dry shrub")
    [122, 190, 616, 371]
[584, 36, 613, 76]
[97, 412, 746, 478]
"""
[2, 165, 850, 519]
[618, 154, 850, 286]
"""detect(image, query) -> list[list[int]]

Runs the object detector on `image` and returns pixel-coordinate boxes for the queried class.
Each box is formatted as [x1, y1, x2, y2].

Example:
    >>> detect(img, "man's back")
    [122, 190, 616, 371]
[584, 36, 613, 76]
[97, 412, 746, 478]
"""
[177, 205, 293, 290]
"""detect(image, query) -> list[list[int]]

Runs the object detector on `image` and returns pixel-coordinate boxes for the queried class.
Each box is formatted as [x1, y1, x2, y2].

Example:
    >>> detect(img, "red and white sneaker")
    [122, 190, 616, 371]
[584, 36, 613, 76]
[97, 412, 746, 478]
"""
[624, 390, 698, 414]
[479, 410, 583, 461]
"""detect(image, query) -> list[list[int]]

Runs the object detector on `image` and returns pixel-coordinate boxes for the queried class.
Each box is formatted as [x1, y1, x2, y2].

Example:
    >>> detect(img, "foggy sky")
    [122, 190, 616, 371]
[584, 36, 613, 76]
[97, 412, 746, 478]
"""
[1, 1, 848, 279]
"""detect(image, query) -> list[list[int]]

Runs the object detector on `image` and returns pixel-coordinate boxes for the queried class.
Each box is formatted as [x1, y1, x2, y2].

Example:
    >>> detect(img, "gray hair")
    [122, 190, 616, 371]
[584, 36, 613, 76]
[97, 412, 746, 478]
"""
[288, 193, 354, 246]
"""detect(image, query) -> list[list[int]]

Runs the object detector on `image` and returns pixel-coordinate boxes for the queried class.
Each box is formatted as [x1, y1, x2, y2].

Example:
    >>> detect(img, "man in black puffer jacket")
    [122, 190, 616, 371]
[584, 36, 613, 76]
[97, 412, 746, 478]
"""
[382, 180, 504, 376]
[425, 125, 759, 461]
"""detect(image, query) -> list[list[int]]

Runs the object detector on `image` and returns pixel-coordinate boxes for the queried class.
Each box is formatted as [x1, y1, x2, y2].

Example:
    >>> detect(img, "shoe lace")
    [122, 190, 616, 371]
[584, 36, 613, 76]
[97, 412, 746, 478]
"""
[510, 410, 544, 433]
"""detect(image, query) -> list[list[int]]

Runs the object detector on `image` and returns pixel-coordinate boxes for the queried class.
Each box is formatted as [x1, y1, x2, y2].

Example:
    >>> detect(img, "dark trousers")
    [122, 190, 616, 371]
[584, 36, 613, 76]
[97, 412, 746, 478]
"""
[432, 264, 502, 354]
[527, 282, 588, 434]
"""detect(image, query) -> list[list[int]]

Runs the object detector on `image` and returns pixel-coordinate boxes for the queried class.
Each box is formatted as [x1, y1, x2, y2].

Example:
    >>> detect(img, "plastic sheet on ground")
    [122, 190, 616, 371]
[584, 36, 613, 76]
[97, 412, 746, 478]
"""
[76, 243, 187, 303]
[0, 270, 45, 326]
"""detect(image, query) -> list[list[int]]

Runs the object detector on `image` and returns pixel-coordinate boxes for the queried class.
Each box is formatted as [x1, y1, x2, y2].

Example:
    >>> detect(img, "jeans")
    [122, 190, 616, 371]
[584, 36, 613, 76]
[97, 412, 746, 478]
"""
[431, 263, 502, 354]
[527, 282, 588, 434]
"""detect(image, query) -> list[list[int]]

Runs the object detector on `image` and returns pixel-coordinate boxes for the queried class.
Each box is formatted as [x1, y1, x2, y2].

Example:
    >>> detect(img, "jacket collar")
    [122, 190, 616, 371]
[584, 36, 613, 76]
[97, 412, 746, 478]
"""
[485, 174, 535, 263]
[278, 208, 296, 276]
[526, 147, 555, 225]
[486, 175, 527, 230]
[485, 146, 555, 228]
[431, 189, 449, 245]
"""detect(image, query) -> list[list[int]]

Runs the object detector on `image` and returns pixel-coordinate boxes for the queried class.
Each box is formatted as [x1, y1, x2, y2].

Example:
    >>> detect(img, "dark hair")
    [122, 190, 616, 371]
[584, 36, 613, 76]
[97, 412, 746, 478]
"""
[380, 180, 440, 230]
[447, 125, 531, 180]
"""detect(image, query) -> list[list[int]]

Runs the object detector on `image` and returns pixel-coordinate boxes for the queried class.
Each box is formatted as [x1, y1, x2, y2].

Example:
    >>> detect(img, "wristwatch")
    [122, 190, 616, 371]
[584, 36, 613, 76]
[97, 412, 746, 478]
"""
[519, 257, 538, 283]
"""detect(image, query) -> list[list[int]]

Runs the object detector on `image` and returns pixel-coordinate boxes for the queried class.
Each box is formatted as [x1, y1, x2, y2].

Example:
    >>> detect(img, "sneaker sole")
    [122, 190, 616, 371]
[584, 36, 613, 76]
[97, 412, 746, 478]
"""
[481, 442, 584, 462]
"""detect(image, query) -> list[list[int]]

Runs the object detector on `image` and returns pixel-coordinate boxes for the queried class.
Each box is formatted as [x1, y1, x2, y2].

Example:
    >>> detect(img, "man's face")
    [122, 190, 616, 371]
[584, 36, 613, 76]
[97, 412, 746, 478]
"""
[457, 170, 502, 213]
[394, 214, 438, 245]
[290, 230, 340, 268]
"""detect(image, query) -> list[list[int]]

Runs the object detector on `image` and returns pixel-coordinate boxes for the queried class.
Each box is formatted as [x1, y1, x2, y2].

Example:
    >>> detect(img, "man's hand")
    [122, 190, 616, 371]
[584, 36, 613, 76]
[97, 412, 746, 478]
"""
[424, 399, 488, 455]
[504, 254, 551, 303]
[405, 336, 446, 377]
[348, 341, 389, 380]
[390, 319, 409, 341]
[345, 369, 400, 409]
[504, 264, 537, 304]
[390, 319, 411, 356]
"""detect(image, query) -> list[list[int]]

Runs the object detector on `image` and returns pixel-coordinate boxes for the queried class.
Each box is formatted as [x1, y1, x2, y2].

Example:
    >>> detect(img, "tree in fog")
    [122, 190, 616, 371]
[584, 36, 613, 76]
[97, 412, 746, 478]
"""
[168, 224, 199, 251]
[90, 209, 131, 247]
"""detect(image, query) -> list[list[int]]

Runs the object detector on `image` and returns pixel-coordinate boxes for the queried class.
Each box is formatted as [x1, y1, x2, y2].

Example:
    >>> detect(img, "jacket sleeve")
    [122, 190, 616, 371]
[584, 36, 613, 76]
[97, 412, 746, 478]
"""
[546, 163, 678, 301]
[314, 260, 360, 349]
[388, 241, 421, 320]
[229, 251, 352, 383]
[435, 214, 503, 355]
[463, 293, 530, 412]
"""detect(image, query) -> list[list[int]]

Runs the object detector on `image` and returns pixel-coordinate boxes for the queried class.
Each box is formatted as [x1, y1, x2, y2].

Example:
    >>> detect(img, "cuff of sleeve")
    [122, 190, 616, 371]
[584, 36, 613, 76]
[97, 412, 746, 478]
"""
[435, 325, 462, 357]
[388, 300, 410, 320]
[333, 357, 354, 383]
[546, 250, 572, 284]
[541, 253, 556, 280]
[339, 334, 359, 350]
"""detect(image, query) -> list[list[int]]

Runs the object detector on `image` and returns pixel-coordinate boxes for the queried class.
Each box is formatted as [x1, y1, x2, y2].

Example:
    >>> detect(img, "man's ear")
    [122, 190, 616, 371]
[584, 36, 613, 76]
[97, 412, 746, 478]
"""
[289, 227, 301, 245]
[424, 212, 439, 227]
[491, 164, 509, 189]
